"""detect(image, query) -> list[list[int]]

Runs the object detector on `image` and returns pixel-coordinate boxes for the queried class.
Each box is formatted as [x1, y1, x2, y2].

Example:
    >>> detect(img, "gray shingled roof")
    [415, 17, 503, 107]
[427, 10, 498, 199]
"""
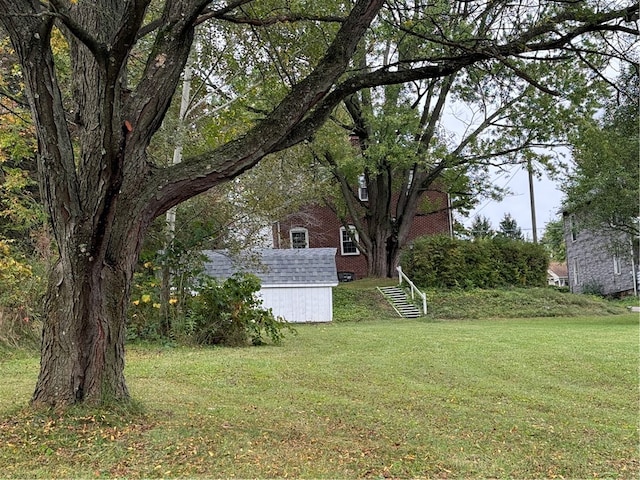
[202, 248, 338, 286]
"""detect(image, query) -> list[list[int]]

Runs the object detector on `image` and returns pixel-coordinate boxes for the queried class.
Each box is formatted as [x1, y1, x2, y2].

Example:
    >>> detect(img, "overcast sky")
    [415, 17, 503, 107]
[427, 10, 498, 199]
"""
[442, 98, 570, 239]
[461, 165, 565, 240]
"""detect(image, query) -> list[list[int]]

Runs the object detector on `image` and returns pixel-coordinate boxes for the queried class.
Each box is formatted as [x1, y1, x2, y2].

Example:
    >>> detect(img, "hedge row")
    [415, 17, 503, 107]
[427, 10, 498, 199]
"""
[401, 235, 549, 289]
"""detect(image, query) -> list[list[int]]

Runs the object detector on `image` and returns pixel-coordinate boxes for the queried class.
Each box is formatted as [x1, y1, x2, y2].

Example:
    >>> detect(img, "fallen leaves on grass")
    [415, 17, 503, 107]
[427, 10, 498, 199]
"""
[0, 406, 155, 478]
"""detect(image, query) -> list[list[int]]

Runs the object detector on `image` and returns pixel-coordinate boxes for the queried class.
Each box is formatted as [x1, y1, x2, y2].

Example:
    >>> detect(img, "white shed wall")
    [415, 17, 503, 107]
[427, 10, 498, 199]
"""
[258, 286, 333, 323]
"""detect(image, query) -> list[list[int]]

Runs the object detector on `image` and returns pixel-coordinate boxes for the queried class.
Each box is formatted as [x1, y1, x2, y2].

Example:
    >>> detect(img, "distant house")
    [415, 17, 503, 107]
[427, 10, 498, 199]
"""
[547, 262, 569, 287]
[203, 248, 338, 323]
[273, 191, 452, 280]
[563, 212, 638, 296]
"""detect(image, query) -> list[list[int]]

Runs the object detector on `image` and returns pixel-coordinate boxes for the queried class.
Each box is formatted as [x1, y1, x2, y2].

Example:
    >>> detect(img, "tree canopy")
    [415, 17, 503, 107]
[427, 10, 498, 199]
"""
[469, 215, 495, 240]
[0, 0, 637, 406]
[541, 216, 566, 262]
[562, 66, 639, 239]
[291, 0, 637, 276]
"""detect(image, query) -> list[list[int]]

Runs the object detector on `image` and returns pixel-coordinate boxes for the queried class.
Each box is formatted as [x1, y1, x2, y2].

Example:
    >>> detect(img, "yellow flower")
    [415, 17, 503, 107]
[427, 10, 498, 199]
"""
[153, 303, 161, 309]
[141, 294, 152, 303]
[169, 298, 178, 305]
[132, 300, 140, 306]
[144, 261, 153, 269]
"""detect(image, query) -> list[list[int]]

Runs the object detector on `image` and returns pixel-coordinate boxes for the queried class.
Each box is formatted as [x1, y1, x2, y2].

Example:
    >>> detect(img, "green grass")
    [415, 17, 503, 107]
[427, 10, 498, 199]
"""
[1, 312, 638, 478]
[333, 277, 398, 321]
[425, 286, 630, 319]
[0, 307, 40, 358]
[334, 280, 632, 321]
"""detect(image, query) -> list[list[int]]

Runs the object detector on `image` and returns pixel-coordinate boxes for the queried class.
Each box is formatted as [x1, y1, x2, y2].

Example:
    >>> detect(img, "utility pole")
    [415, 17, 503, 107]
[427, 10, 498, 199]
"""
[160, 63, 193, 334]
[166, 63, 193, 238]
[527, 158, 538, 243]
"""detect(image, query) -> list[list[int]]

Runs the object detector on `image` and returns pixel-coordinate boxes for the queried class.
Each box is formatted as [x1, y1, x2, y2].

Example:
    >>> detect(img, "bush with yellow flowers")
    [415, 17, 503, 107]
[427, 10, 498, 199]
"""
[127, 260, 166, 341]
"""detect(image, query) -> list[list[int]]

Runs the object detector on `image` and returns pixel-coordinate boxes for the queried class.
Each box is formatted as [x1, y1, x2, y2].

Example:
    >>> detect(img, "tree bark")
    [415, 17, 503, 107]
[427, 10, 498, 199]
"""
[0, 0, 385, 406]
[33, 257, 131, 406]
[366, 226, 399, 278]
[363, 193, 419, 278]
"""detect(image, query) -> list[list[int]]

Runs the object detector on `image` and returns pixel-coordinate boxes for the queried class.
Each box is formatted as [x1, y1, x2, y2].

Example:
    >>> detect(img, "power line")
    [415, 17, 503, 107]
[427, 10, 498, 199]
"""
[472, 168, 519, 216]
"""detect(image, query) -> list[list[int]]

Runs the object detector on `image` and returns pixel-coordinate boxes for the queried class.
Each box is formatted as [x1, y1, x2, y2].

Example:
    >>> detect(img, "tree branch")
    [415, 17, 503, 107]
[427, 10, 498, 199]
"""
[0, 88, 28, 108]
[47, 0, 108, 59]
[145, 0, 386, 218]
[495, 57, 561, 96]
[270, 3, 638, 154]
[126, 0, 209, 148]
[0, 99, 31, 123]
[203, 12, 345, 26]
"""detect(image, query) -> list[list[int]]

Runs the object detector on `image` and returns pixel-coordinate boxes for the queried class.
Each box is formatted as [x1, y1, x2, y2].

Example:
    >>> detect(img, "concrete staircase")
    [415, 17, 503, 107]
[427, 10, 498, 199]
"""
[377, 286, 422, 318]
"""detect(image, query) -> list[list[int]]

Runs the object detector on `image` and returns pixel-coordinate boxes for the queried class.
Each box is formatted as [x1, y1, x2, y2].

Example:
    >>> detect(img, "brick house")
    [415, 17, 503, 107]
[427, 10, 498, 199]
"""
[273, 189, 452, 279]
[563, 212, 638, 296]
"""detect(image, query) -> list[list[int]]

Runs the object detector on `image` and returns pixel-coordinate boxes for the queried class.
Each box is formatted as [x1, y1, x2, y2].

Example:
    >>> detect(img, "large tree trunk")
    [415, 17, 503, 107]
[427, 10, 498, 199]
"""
[0, 0, 385, 407]
[334, 157, 419, 278]
[32, 257, 132, 406]
[365, 220, 413, 278]
[366, 223, 401, 278]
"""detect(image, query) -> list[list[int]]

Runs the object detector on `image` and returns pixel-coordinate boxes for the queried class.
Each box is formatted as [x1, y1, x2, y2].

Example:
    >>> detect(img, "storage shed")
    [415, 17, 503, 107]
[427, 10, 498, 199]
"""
[202, 248, 338, 323]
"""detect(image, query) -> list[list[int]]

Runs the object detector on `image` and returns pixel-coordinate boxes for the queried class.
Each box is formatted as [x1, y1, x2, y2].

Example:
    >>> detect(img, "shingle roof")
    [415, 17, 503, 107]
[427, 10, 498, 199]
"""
[202, 248, 338, 286]
[548, 262, 568, 278]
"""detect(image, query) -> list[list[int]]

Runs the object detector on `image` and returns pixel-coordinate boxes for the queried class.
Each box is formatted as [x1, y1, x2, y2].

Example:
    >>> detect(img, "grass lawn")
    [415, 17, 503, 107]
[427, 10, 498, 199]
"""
[1, 313, 638, 478]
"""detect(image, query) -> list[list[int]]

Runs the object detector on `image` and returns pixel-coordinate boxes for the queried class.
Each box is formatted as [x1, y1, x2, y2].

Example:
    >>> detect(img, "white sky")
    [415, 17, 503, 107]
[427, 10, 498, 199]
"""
[461, 166, 565, 240]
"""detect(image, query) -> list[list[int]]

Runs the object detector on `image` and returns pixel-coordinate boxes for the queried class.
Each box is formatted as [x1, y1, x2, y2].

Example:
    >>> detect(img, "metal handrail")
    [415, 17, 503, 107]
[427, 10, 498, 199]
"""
[396, 266, 427, 315]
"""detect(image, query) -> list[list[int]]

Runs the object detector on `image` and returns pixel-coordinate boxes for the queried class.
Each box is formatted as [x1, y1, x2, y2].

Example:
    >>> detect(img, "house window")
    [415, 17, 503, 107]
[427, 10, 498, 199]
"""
[572, 258, 580, 285]
[340, 226, 359, 256]
[569, 214, 577, 242]
[290, 228, 309, 249]
[613, 255, 621, 275]
[358, 175, 368, 201]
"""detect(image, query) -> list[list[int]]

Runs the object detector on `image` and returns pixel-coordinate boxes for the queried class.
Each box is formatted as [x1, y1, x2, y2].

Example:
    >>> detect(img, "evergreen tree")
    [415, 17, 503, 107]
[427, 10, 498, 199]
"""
[497, 213, 524, 240]
[469, 216, 494, 240]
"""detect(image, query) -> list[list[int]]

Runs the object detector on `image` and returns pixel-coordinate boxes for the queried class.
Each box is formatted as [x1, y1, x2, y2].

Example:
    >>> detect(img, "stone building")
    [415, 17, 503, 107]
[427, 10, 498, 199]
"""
[563, 212, 638, 296]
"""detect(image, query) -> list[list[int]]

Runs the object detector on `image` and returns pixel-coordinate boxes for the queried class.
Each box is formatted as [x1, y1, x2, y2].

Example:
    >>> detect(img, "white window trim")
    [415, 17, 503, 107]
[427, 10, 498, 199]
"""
[613, 255, 621, 275]
[290, 227, 309, 249]
[358, 174, 368, 201]
[340, 225, 360, 256]
[569, 214, 577, 242]
[572, 258, 580, 285]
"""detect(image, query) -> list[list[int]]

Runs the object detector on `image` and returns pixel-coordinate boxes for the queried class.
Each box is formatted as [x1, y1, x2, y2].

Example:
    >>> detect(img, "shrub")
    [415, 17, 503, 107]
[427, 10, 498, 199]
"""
[462, 239, 499, 288]
[0, 239, 44, 350]
[406, 235, 464, 288]
[402, 235, 548, 289]
[188, 273, 294, 347]
[0, 306, 40, 350]
[127, 254, 208, 342]
[0, 239, 37, 307]
[581, 280, 605, 297]
[127, 262, 164, 341]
